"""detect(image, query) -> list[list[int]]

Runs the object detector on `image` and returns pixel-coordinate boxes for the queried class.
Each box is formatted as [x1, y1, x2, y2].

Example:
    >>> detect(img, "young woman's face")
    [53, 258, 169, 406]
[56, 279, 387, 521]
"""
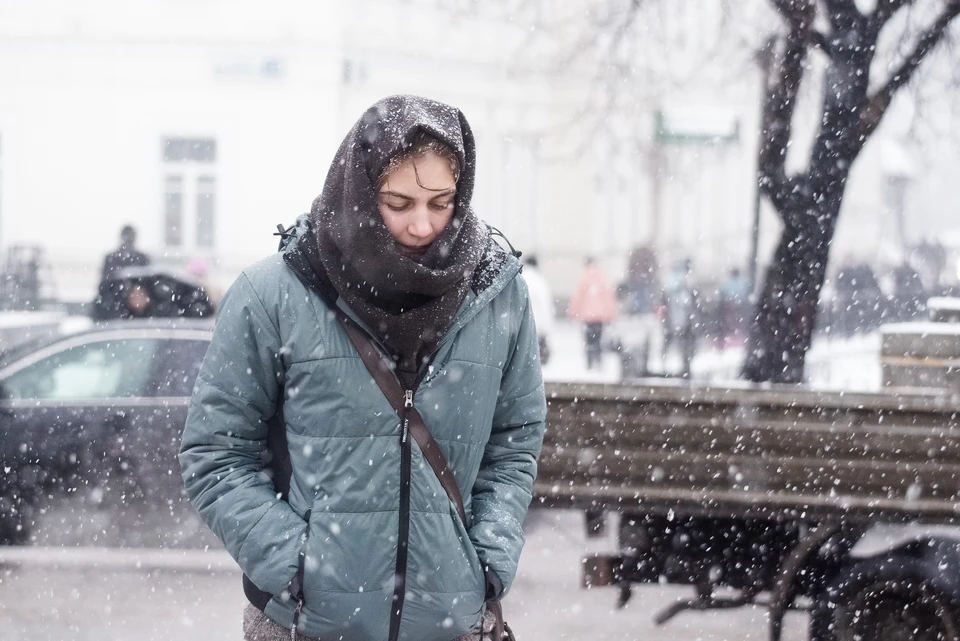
[377, 151, 457, 256]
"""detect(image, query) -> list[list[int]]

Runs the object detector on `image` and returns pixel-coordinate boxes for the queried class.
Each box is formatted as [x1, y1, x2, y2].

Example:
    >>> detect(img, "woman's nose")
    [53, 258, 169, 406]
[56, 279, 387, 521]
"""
[408, 208, 433, 238]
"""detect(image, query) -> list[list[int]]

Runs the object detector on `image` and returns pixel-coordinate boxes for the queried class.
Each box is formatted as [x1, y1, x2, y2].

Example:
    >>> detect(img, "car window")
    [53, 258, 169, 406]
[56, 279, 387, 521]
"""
[1, 338, 161, 400]
[149, 339, 210, 397]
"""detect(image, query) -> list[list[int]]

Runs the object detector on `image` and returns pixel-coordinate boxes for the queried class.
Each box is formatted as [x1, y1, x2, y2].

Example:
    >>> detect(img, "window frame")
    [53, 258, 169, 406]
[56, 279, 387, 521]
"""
[161, 136, 218, 254]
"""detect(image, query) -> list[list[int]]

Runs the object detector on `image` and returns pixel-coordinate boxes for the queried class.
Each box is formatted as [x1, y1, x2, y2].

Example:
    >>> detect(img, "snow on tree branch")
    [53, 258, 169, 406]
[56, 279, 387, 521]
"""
[859, 0, 960, 138]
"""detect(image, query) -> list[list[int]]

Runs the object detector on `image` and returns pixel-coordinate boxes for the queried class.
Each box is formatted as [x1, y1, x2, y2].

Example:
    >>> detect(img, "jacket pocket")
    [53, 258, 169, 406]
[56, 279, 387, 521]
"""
[446, 503, 486, 636]
[286, 508, 313, 604]
[242, 507, 312, 612]
[449, 502, 486, 596]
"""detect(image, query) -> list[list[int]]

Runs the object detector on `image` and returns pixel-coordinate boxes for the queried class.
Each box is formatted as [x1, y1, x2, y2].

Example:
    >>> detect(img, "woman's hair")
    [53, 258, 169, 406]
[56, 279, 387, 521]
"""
[376, 132, 460, 191]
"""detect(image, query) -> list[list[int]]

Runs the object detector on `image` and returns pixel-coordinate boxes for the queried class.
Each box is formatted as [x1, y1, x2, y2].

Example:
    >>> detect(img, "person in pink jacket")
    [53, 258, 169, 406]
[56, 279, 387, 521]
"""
[568, 257, 618, 369]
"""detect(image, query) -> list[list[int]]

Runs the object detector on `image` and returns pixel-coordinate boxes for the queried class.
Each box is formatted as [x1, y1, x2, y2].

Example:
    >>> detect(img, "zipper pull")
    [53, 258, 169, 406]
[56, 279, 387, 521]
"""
[404, 390, 414, 408]
[291, 598, 303, 641]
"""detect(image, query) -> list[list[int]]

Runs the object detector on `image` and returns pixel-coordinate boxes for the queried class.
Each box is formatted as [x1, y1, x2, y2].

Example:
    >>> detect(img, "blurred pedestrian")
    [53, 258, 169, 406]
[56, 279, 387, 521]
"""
[179, 95, 544, 641]
[94, 225, 151, 318]
[123, 283, 152, 317]
[185, 256, 222, 310]
[835, 261, 882, 335]
[661, 258, 698, 378]
[522, 255, 555, 365]
[568, 257, 618, 370]
[616, 246, 662, 377]
[101, 225, 150, 282]
[91, 268, 215, 320]
[891, 261, 925, 321]
[719, 268, 749, 348]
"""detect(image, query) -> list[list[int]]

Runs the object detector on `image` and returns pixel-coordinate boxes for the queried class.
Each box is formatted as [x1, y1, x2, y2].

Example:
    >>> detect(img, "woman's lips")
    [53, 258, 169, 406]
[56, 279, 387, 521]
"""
[397, 242, 430, 256]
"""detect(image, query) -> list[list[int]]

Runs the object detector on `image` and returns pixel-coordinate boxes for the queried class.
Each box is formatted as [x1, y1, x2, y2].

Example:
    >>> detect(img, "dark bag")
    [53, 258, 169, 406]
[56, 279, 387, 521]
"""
[335, 310, 516, 641]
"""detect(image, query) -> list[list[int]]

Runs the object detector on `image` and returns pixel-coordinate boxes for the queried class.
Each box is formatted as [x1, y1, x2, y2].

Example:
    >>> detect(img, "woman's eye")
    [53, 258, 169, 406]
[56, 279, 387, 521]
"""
[431, 201, 454, 211]
[385, 202, 409, 212]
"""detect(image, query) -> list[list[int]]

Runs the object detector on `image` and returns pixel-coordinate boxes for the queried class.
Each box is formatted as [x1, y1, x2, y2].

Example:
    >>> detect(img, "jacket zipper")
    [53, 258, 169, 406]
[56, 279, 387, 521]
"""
[284, 256, 451, 641]
[289, 508, 312, 640]
[388, 390, 415, 641]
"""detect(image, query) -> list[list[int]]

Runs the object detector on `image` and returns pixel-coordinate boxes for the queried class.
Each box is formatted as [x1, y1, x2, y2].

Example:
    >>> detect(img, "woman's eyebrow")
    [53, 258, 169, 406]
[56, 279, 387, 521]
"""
[430, 189, 457, 198]
[378, 190, 413, 200]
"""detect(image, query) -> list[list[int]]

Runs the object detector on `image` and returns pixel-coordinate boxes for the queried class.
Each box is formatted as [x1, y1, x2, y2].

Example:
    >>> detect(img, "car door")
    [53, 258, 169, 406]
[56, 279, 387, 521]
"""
[0, 333, 164, 491]
[119, 335, 211, 500]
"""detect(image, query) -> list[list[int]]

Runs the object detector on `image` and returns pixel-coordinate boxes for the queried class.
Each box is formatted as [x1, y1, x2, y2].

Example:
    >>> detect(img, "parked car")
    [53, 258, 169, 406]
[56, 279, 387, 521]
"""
[0, 317, 212, 543]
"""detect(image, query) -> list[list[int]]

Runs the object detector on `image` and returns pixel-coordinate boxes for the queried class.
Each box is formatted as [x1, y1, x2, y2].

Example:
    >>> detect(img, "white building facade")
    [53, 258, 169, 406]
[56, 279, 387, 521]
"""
[0, 0, 953, 304]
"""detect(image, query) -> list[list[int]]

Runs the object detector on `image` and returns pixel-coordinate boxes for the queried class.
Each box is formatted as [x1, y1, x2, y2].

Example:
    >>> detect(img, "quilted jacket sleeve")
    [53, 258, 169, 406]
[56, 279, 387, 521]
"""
[469, 287, 547, 598]
[179, 273, 306, 597]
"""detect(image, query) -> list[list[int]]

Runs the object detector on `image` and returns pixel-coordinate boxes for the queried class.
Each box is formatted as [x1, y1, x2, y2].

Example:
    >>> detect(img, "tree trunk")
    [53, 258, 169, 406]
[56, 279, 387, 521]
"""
[741, 205, 838, 384]
[740, 1, 960, 383]
[744, 18, 866, 385]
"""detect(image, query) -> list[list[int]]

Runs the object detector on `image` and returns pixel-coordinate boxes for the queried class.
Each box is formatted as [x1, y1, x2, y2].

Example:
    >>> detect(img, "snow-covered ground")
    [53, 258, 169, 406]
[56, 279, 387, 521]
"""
[0, 510, 809, 641]
[543, 319, 882, 392]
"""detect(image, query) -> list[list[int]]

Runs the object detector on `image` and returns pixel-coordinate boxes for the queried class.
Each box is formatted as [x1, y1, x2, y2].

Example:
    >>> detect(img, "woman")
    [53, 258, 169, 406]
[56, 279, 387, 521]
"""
[179, 95, 546, 641]
[568, 257, 617, 370]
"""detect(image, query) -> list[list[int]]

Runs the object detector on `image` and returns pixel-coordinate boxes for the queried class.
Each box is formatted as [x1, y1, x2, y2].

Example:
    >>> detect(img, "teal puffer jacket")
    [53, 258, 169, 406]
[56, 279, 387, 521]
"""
[179, 237, 546, 641]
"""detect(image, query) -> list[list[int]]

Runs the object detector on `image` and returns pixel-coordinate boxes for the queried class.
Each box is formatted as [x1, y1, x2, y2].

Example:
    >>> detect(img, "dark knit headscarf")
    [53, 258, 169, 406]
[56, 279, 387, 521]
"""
[311, 95, 488, 386]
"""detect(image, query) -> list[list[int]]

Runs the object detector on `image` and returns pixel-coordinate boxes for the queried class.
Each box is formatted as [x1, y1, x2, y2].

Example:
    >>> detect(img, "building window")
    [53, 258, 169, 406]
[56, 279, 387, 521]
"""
[164, 175, 184, 247]
[196, 175, 215, 248]
[161, 137, 217, 252]
[163, 138, 216, 163]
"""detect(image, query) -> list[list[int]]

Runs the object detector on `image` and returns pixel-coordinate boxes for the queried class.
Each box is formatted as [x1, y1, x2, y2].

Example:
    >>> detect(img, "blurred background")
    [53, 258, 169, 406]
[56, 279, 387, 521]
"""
[2, 0, 959, 390]
[1, 1, 957, 308]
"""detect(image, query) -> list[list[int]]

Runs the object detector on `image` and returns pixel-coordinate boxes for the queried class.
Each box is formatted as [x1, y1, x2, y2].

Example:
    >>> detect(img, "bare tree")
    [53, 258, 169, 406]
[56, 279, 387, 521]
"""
[744, 0, 960, 383]
[476, 0, 960, 383]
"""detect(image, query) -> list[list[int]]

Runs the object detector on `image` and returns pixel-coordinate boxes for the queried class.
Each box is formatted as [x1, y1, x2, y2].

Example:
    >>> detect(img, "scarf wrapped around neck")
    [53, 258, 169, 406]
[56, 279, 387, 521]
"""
[311, 95, 488, 386]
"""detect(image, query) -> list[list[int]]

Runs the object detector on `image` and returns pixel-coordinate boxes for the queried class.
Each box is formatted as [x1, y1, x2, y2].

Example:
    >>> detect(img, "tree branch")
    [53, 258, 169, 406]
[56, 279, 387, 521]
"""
[759, 3, 814, 210]
[820, 0, 863, 30]
[810, 28, 833, 54]
[874, 0, 913, 26]
[771, 0, 816, 23]
[859, 0, 960, 138]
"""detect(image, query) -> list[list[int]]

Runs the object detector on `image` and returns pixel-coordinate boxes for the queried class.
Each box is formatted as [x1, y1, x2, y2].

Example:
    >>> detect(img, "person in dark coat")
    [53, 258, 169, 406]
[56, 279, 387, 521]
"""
[101, 225, 150, 281]
[891, 262, 925, 321]
[834, 262, 883, 335]
[91, 268, 214, 320]
[179, 95, 546, 641]
[94, 225, 151, 318]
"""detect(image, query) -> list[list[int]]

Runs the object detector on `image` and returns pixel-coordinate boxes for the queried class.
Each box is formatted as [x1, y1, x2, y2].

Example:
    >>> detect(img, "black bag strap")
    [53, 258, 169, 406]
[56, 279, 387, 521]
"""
[334, 311, 511, 641]
[335, 311, 466, 523]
